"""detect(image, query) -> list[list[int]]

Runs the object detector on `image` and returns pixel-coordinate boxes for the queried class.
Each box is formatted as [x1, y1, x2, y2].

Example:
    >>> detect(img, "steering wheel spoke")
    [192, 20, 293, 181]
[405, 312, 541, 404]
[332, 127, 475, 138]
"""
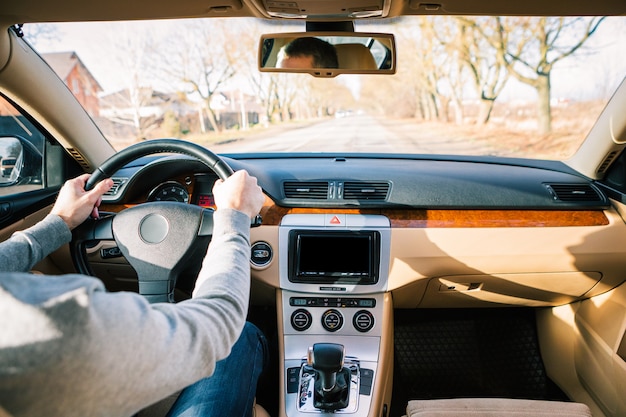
[73, 214, 114, 242]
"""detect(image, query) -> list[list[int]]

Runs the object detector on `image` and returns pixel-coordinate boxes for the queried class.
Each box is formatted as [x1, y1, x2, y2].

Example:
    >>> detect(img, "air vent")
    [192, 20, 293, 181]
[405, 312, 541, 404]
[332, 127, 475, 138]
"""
[343, 181, 389, 200]
[597, 150, 619, 175]
[545, 183, 603, 202]
[284, 181, 329, 199]
[103, 177, 128, 197]
[66, 147, 90, 171]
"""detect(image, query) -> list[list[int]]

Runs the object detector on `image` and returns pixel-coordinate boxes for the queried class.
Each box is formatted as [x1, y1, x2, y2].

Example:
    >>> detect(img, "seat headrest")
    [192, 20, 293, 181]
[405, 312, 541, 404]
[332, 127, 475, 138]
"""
[335, 43, 377, 70]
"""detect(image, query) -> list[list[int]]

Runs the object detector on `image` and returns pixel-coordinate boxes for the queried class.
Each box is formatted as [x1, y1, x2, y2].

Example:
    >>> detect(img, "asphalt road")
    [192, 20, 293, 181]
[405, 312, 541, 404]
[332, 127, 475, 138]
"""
[210, 114, 499, 155]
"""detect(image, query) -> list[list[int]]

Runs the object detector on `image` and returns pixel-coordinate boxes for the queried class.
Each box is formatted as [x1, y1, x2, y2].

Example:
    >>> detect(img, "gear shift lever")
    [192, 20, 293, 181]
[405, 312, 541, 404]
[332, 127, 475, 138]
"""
[308, 343, 344, 391]
[307, 343, 351, 410]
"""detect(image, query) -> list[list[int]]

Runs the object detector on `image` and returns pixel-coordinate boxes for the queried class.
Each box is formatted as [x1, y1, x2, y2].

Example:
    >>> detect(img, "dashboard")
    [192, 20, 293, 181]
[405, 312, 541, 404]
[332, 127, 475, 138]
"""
[94, 152, 626, 308]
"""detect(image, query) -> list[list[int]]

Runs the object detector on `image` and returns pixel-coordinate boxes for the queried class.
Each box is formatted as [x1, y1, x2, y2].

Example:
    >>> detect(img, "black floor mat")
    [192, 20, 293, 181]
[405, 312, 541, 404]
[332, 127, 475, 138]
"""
[389, 308, 568, 417]
[247, 305, 280, 417]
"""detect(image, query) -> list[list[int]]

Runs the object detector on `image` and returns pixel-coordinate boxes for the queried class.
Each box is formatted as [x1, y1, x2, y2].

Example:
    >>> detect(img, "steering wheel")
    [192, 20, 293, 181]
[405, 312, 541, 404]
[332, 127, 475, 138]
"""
[72, 139, 237, 303]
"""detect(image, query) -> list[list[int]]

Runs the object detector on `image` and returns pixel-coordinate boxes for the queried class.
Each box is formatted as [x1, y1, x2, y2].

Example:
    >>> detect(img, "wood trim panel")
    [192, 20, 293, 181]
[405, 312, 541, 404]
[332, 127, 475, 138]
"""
[102, 196, 609, 228]
[259, 204, 609, 227]
[386, 209, 609, 228]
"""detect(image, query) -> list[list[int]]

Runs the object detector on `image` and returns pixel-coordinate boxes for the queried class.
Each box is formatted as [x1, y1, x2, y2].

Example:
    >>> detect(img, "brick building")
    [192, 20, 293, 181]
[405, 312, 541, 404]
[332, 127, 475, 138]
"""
[42, 51, 102, 117]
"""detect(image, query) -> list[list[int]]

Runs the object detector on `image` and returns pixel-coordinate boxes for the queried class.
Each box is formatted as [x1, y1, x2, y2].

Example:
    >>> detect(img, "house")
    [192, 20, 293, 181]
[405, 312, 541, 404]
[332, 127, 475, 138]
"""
[98, 88, 199, 140]
[99, 88, 175, 120]
[210, 90, 263, 131]
[42, 52, 102, 117]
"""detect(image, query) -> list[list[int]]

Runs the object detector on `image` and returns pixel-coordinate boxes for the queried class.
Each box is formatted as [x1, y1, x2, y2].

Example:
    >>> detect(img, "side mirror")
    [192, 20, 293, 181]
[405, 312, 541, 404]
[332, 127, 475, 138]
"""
[258, 32, 396, 78]
[0, 135, 43, 189]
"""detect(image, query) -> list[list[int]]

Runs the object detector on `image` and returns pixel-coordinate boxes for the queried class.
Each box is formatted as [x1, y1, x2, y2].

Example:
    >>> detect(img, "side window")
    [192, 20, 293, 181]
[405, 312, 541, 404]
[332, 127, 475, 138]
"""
[0, 95, 45, 195]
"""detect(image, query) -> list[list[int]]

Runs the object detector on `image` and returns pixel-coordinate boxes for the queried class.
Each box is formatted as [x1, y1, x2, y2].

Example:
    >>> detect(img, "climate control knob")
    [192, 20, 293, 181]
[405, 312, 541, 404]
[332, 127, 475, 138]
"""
[291, 309, 312, 331]
[353, 310, 375, 332]
[321, 309, 344, 332]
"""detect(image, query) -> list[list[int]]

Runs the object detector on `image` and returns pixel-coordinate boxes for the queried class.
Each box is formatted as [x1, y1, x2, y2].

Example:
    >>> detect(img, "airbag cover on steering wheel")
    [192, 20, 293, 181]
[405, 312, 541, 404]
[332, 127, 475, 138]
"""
[112, 201, 213, 302]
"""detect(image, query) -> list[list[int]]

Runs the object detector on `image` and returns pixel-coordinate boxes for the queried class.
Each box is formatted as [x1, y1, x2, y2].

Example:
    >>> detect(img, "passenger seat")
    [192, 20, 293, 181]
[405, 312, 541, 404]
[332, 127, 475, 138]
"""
[404, 398, 592, 416]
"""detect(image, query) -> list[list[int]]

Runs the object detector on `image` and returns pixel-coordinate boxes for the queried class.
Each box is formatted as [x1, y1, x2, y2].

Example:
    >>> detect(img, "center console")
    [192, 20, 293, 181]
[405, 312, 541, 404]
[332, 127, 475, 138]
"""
[277, 214, 393, 416]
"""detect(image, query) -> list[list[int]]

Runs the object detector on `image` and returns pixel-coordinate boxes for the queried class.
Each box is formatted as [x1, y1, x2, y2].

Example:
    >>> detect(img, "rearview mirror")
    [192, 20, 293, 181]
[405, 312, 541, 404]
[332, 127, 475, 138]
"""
[258, 32, 396, 78]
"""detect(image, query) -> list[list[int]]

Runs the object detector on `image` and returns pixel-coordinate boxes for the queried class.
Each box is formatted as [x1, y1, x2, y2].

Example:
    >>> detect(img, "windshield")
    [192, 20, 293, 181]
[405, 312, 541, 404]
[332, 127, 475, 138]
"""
[25, 16, 626, 160]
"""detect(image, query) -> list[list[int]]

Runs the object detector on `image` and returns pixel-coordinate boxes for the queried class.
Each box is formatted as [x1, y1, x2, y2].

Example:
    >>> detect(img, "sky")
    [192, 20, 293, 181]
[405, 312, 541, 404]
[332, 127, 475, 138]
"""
[24, 17, 626, 100]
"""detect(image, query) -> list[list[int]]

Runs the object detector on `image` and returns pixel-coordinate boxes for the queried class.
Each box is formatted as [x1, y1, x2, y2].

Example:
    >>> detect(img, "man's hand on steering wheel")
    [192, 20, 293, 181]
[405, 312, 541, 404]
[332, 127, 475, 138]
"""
[213, 170, 265, 220]
[52, 174, 114, 230]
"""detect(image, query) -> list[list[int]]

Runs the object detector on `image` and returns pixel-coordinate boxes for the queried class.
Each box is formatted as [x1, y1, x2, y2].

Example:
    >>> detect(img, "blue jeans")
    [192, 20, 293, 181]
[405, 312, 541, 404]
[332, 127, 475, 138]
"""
[166, 322, 268, 417]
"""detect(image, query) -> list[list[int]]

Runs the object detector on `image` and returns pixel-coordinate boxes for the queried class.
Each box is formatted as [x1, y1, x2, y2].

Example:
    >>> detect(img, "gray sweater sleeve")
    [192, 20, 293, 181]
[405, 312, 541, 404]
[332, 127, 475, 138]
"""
[0, 208, 253, 417]
[0, 214, 71, 272]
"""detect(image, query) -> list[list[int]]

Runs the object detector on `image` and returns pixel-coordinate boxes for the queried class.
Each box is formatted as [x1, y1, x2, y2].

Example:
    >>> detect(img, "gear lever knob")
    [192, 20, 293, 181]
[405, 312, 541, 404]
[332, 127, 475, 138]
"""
[307, 343, 345, 391]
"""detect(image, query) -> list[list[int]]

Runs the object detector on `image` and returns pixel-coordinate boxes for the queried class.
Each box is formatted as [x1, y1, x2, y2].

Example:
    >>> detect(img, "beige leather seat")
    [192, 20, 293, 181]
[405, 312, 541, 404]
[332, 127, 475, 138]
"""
[404, 398, 592, 417]
[335, 43, 377, 70]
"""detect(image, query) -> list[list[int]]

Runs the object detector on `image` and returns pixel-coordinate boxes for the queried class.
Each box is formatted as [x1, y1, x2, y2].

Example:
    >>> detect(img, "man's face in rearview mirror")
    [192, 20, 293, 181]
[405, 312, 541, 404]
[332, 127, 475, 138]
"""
[277, 54, 316, 69]
[276, 37, 339, 69]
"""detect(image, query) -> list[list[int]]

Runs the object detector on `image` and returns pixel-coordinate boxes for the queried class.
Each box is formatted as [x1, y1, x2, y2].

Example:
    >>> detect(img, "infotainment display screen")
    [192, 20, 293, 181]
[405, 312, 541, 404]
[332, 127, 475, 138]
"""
[288, 230, 380, 284]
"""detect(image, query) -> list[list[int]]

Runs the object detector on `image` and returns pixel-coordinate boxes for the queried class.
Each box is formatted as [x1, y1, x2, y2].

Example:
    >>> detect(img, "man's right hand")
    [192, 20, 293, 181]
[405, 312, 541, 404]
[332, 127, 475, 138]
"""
[212, 170, 264, 220]
[51, 174, 114, 230]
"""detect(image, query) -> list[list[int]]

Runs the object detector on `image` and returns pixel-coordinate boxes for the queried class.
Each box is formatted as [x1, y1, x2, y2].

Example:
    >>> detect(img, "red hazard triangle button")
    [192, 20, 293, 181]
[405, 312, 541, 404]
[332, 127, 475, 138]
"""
[325, 214, 345, 226]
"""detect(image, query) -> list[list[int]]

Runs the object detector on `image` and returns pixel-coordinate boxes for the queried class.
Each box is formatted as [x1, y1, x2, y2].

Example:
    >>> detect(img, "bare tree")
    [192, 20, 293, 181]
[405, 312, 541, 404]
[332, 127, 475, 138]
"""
[296, 77, 356, 119]
[452, 17, 510, 124]
[244, 71, 294, 124]
[412, 18, 443, 121]
[247, 73, 277, 124]
[98, 22, 164, 141]
[231, 19, 273, 124]
[426, 16, 473, 125]
[493, 17, 605, 134]
[362, 16, 506, 125]
[236, 20, 334, 124]
[99, 87, 167, 141]
[162, 20, 238, 133]
[275, 73, 304, 121]
[378, 17, 448, 122]
[22, 24, 60, 48]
